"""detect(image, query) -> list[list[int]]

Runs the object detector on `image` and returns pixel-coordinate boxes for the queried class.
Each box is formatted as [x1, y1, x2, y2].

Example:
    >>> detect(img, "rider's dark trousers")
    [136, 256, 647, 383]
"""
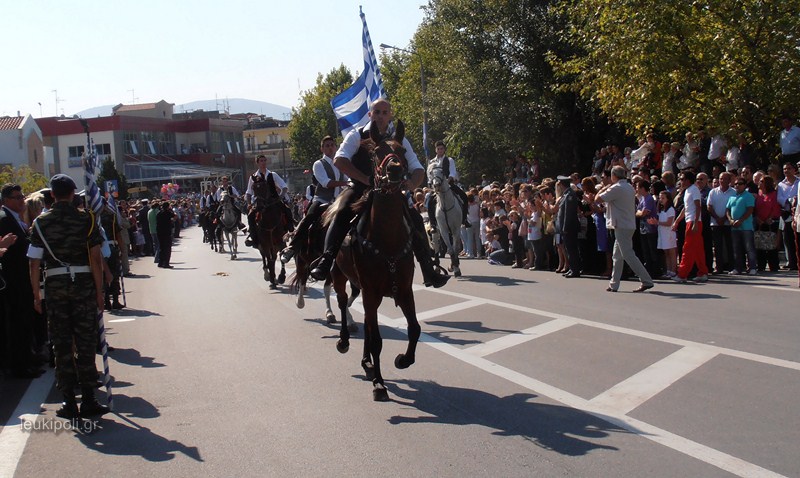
[290, 199, 325, 249]
[322, 188, 360, 257]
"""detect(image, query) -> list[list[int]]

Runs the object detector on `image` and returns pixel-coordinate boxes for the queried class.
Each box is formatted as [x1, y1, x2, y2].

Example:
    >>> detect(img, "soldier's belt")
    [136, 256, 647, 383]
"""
[46, 265, 91, 281]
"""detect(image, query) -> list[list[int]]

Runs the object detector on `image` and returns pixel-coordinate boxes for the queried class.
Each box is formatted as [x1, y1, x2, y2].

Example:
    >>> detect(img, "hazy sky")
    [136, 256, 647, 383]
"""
[2, 0, 426, 117]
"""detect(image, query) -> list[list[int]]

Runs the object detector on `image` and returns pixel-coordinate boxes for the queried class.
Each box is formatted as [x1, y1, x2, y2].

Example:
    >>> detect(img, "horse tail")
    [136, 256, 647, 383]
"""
[322, 194, 347, 227]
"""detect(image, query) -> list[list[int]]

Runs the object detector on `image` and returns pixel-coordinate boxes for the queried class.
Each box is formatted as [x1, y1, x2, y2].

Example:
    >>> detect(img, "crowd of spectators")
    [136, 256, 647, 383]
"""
[411, 119, 800, 287]
[0, 185, 200, 380]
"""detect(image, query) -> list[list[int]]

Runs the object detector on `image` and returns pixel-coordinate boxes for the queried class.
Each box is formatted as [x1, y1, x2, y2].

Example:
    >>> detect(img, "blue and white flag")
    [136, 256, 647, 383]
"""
[84, 139, 103, 223]
[331, 7, 386, 135]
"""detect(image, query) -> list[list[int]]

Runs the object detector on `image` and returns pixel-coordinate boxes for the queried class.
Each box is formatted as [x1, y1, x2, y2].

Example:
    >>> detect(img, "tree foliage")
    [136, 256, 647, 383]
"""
[384, 0, 619, 184]
[553, 0, 800, 161]
[0, 166, 49, 194]
[288, 65, 355, 167]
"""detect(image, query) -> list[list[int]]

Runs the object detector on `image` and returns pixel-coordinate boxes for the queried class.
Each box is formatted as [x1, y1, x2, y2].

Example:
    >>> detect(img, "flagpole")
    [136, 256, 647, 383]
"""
[79, 117, 114, 410]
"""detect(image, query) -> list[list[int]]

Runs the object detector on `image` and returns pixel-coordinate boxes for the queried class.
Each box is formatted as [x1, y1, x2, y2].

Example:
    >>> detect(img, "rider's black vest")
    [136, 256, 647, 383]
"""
[313, 159, 342, 203]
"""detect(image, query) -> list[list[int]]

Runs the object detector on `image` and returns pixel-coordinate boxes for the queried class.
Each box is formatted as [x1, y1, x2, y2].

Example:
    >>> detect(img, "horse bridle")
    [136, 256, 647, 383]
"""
[373, 151, 407, 193]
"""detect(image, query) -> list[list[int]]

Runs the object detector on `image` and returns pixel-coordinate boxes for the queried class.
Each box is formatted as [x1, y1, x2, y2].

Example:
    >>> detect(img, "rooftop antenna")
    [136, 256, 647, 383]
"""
[51, 89, 65, 116]
[127, 89, 139, 104]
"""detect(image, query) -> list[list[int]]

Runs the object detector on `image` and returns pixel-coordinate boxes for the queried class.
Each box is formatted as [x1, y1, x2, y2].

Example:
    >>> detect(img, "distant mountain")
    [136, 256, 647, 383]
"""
[76, 98, 292, 119]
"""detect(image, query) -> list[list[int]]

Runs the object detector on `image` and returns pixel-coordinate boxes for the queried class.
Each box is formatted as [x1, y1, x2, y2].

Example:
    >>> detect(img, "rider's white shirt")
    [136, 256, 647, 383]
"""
[215, 185, 240, 202]
[427, 155, 459, 183]
[246, 168, 287, 199]
[335, 121, 423, 175]
[313, 154, 348, 199]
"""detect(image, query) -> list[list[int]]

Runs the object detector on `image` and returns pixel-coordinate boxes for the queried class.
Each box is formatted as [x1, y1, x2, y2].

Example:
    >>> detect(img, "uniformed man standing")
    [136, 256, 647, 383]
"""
[28, 174, 109, 419]
[100, 199, 124, 309]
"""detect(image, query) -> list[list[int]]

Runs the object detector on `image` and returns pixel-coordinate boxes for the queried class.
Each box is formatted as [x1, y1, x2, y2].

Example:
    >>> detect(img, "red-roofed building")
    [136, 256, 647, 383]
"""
[35, 101, 247, 194]
[0, 114, 45, 174]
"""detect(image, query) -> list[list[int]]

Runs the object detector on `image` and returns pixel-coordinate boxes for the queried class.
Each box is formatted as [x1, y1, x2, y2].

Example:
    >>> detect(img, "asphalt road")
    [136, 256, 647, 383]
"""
[1, 224, 799, 478]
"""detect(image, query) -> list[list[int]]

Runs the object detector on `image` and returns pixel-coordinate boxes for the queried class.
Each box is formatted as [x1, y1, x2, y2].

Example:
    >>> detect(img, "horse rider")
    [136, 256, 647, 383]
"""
[214, 176, 245, 229]
[281, 135, 348, 264]
[199, 187, 217, 213]
[244, 154, 294, 247]
[427, 140, 470, 231]
[309, 98, 450, 288]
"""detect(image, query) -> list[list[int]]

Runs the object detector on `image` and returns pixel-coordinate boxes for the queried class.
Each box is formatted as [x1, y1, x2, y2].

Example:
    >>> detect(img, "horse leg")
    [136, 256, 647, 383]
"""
[346, 285, 360, 333]
[268, 255, 277, 290]
[394, 289, 420, 370]
[323, 281, 336, 323]
[278, 262, 286, 284]
[362, 293, 388, 401]
[332, 267, 350, 353]
[296, 283, 305, 309]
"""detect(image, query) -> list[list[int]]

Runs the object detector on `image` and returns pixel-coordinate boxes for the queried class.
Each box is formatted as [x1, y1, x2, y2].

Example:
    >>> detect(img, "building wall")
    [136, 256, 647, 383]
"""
[243, 124, 291, 171]
[0, 115, 44, 172]
[56, 130, 118, 191]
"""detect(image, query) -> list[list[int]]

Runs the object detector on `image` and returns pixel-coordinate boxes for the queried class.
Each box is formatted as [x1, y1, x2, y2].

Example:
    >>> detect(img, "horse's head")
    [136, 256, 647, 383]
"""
[429, 166, 448, 194]
[219, 190, 230, 204]
[368, 120, 407, 191]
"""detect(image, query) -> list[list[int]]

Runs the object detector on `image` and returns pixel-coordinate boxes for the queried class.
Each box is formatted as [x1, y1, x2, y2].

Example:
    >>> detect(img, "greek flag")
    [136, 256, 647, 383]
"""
[331, 7, 386, 135]
[84, 139, 103, 222]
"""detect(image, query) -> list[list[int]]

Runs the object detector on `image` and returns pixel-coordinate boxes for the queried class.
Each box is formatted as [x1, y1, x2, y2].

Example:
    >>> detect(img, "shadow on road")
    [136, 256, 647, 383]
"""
[421, 320, 519, 346]
[107, 308, 163, 318]
[109, 348, 166, 368]
[386, 379, 625, 457]
[648, 291, 725, 299]
[78, 413, 202, 463]
[460, 275, 536, 286]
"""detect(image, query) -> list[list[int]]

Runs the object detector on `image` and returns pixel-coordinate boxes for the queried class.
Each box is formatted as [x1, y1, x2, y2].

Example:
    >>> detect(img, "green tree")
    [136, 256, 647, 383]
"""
[288, 65, 355, 168]
[553, 0, 800, 163]
[0, 166, 49, 193]
[96, 157, 129, 200]
[384, 0, 618, 184]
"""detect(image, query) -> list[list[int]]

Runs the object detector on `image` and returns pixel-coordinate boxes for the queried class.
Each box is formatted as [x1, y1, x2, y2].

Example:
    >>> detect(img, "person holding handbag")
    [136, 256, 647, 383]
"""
[754, 176, 781, 271]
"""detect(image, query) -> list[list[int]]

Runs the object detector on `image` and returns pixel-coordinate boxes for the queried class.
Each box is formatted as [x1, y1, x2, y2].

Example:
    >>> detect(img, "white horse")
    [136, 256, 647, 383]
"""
[429, 166, 463, 277]
[218, 190, 239, 260]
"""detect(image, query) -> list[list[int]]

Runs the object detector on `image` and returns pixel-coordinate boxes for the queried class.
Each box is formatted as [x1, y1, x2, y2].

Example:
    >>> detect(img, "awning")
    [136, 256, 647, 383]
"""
[124, 161, 240, 184]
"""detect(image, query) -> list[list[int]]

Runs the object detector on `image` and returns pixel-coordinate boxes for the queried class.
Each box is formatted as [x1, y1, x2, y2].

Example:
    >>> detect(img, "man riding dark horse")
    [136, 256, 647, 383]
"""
[244, 155, 294, 247]
[310, 99, 449, 288]
[427, 140, 470, 231]
[281, 135, 348, 264]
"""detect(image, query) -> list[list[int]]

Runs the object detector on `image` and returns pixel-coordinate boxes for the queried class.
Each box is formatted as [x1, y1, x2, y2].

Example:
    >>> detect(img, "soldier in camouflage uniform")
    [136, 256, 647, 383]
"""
[27, 174, 109, 419]
[100, 200, 124, 309]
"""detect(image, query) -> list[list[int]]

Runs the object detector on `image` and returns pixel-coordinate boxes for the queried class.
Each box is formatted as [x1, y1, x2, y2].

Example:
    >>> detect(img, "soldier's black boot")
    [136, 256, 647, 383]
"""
[56, 391, 79, 419]
[80, 387, 110, 417]
[310, 252, 335, 281]
[112, 297, 125, 309]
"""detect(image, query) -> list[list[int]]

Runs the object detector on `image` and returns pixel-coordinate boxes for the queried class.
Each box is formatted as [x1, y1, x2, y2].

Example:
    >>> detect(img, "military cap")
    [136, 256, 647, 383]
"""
[50, 174, 77, 196]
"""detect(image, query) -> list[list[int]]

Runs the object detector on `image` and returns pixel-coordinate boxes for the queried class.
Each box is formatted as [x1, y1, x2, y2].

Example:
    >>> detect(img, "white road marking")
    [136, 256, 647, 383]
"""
[414, 299, 485, 322]
[0, 370, 55, 478]
[107, 318, 136, 323]
[589, 346, 719, 414]
[465, 318, 576, 357]
[419, 286, 800, 372]
[753, 285, 800, 293]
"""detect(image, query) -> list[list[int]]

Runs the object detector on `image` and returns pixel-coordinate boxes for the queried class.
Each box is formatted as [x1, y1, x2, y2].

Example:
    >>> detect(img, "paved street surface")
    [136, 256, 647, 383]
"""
[2, 225, 799, 477]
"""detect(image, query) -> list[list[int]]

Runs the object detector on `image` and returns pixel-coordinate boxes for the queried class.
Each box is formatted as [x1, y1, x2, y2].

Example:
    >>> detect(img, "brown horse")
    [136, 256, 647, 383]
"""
[327, 126, 420, 401]
[290, 210, 359, 333]
[252, 175, 287, 290]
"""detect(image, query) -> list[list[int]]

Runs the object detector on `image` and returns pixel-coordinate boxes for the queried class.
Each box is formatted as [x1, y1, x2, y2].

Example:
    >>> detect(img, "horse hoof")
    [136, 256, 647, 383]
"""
[278, 272, 286, 284]
[269, 283, 277, 290]
[448, 265, 454, 272]
[348, 323, 358, 334]
[326, 312, 336, 324]
[454, 269, 461, 277]
[296, 296, 305, 309]
[395, 354, 415, 369]
[336, 339, 349, 354]
[231, 255, 237, 260]
[362, 361, 375, 381]
[373, 384, 389, 402]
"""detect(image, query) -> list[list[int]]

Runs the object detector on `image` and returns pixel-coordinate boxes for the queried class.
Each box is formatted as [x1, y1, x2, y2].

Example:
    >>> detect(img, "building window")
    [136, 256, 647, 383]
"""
[68, 145, 85, 158]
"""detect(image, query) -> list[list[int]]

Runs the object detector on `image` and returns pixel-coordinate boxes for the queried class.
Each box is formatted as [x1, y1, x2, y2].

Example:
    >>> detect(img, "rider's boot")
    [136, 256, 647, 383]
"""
[245, 211, 257, 247]
[412, 225, 449, 288]
[309, 208, 350, 281]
